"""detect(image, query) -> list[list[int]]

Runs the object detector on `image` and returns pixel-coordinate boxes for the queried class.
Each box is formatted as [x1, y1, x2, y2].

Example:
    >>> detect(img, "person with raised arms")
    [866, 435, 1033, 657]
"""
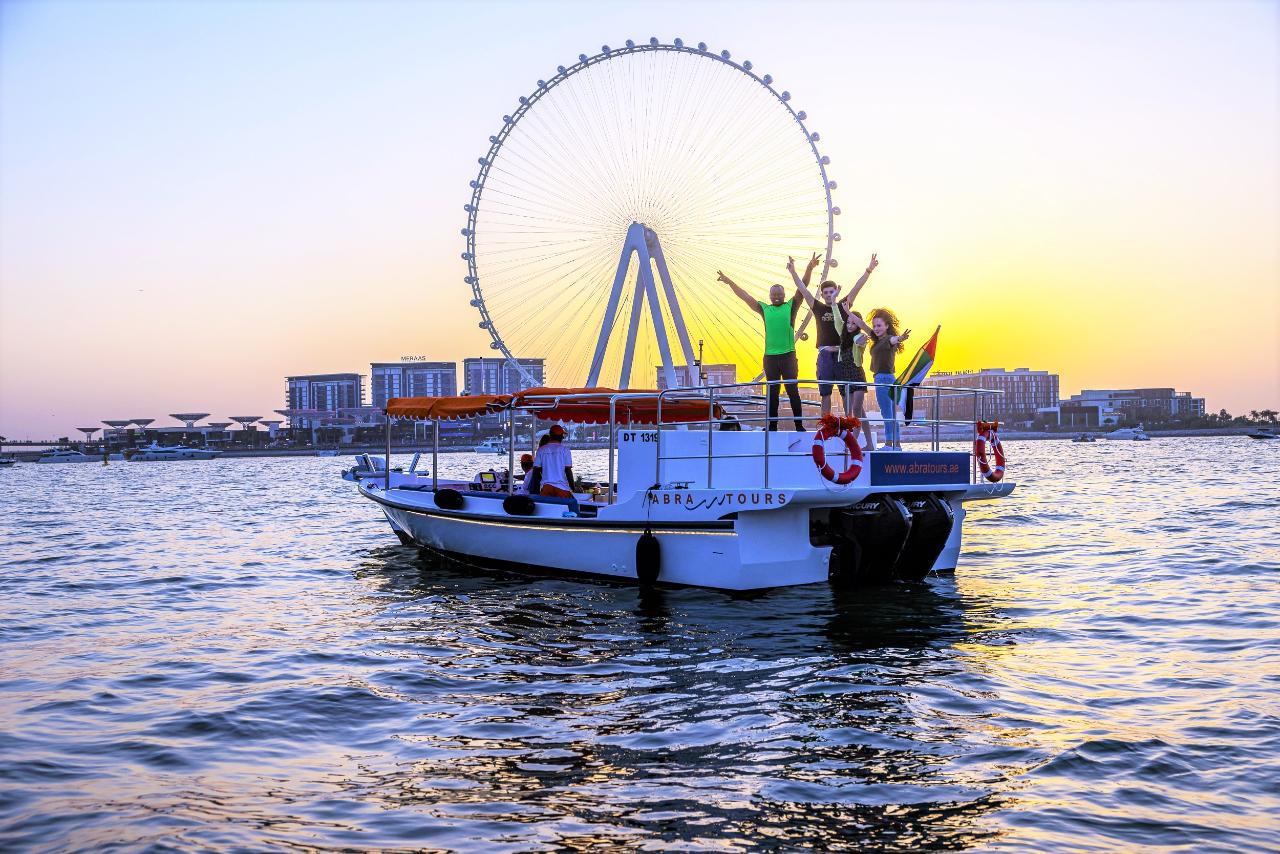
[848, 308, 911, 451]
[787, 252, 879, 450]
[717, 261, 813, 432]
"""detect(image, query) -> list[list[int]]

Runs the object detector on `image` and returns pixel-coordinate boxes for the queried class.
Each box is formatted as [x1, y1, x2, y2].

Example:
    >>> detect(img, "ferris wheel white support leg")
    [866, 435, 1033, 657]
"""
[587, 222, 645, 388]
[646, 231, 698, 383]
[639, 254, 680, 394]
[618, 272, 646, 389]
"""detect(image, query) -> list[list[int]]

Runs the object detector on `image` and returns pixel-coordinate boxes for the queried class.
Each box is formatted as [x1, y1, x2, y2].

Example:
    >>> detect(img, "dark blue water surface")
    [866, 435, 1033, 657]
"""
[2, 438, 1277, 852]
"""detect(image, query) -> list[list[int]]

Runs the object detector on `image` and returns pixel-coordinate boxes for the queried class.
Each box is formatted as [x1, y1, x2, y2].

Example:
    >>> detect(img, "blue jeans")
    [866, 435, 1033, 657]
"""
[874, 373, 900, 445]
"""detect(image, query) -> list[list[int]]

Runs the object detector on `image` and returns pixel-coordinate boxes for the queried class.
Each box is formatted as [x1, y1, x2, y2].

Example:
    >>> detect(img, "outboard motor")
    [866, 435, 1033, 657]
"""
[893, 494, 956, 582]
[828, 495, 913, 585]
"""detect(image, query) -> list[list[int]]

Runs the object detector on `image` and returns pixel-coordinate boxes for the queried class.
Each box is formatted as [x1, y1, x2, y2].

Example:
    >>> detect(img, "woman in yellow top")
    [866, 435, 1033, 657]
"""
[717, 264, 810, 431]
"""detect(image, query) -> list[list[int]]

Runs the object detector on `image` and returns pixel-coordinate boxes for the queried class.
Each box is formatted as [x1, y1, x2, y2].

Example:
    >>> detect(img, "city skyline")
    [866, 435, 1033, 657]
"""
[2, 0, 1277, 438]
[9, 352, 1221, 442]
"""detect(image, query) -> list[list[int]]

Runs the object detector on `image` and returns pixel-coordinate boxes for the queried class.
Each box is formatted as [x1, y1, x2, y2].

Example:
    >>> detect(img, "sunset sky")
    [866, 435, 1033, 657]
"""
[1, 0, 1277, 438]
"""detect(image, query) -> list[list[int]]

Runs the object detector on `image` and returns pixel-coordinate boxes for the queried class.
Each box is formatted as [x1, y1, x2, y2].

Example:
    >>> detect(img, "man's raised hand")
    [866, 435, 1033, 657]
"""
[717, 270, 731, 284]
[867, 253, 878, 272]
[807, 252, 822, 271]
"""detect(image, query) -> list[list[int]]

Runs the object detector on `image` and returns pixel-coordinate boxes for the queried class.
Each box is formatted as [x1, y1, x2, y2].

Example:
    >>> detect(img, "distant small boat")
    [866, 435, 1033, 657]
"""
[0, 457, 16, 468]
[316, 449, 340, 457]
[129, 442, 221, 461]
[1072, 433, 1096, 443]
[1247, 428, 1277, 440]
[472, 437, 509, 454]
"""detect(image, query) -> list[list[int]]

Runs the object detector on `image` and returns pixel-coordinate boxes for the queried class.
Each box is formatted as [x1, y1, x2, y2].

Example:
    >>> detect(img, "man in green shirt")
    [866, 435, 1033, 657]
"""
[717, 260, 815, 431]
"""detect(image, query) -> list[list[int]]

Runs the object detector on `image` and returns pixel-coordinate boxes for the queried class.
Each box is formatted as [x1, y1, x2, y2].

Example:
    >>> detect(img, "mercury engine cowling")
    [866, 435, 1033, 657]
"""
[893, 494, 956, 582]
[828, 495, 913, 585]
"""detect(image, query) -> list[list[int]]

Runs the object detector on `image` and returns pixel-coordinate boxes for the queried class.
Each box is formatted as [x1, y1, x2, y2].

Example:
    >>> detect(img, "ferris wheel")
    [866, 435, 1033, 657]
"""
[463, 38, 841, 390]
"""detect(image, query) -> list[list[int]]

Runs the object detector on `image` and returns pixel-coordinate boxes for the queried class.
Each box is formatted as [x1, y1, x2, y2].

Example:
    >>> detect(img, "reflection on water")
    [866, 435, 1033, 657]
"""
[1, 438, 1277, 851]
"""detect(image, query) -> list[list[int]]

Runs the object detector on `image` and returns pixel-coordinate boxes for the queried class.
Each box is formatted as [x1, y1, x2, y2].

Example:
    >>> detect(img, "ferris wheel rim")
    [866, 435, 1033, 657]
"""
[462, 38, 839, 386]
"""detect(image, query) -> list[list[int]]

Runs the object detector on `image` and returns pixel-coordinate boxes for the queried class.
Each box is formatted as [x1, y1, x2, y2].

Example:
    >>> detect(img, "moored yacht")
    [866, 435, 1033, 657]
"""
[1105, 424, 1150, 441]
[128, 442, 221, 461]
[37, 448, 98, 464]
[353, 381, 1015, 591]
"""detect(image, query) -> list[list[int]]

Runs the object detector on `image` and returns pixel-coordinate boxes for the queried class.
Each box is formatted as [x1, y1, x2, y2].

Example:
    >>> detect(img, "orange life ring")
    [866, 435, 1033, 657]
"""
[974, 420, 1006, 482]
[812, 414, 864, 485]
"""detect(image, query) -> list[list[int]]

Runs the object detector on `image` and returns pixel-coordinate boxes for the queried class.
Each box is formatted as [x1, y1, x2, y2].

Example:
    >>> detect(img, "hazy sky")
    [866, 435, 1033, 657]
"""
[1, 0, 1277, 438]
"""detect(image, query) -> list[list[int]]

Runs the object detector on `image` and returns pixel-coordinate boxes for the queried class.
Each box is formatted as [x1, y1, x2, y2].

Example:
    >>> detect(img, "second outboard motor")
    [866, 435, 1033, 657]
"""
[829, 495, 913, 585]
[893, 494, 956, 582]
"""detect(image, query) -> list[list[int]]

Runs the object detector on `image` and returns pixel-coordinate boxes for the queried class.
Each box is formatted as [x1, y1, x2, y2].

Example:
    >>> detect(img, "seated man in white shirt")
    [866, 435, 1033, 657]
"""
[516, 453, 536, 494]
[532, 424, 574, 498]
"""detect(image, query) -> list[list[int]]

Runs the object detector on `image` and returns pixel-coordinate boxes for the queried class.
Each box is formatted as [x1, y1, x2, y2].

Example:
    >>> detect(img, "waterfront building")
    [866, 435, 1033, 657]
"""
[286, 373, 364, 411]
[463, 357, 545, 395]
[371, 361, 457, 409]
[917, 368, 1060, 424]
[284, 373, 364, 429]
[655, 364, 737, 390]
[1061, 387, 1205, 426]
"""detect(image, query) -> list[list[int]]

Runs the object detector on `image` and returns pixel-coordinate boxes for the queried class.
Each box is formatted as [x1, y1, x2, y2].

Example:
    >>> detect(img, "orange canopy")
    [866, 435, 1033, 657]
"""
[509, 387, 724, 425]
[385, 387, 723, 425]
[385, 394, 510, 421]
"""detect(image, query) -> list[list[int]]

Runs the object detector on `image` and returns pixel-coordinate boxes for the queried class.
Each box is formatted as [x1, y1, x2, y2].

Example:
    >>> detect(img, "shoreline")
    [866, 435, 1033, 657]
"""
[4, 427, 1266, 462]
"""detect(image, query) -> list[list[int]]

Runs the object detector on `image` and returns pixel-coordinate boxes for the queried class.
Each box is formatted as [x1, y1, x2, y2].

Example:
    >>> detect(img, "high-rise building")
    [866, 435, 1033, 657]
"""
[655, 364, 738, 390]
[371, 361, 457, 408]
[463, 357, 545, 395]
[286, 373, 364, 411]
[917, 368, 1060, 423]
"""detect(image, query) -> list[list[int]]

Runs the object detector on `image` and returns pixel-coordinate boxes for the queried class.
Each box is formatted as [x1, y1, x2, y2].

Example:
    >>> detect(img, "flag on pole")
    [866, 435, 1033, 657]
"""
[892, 326, 940, 424]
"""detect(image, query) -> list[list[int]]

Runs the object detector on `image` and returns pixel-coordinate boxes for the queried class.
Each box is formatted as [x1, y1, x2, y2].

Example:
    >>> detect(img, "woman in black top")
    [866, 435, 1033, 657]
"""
[788, 253, 879, 448]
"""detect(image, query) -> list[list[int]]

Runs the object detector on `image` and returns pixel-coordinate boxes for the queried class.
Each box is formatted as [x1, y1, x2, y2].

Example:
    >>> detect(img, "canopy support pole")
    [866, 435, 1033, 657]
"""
[507, 407, 516, 494]
[384, 415, 391, 491]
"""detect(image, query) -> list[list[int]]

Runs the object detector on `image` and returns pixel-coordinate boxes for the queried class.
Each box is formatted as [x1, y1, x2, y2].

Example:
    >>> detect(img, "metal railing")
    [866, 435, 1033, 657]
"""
[383, 381, 1002, 503]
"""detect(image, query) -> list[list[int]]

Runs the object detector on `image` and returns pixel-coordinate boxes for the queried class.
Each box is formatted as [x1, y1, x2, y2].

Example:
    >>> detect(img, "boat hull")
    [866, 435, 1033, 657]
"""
[361, 482, 991, 591]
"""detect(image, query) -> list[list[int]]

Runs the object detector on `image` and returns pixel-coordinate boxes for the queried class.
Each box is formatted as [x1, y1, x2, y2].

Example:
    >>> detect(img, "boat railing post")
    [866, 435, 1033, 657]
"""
[933, 385, 941, 451]
[655, 391, 664, 488]
[706, 386, 715, 489]
[972, 390, 979, 484]
[432, 419, 438, 491]
[608, 398, 617, 505]
[384, 414, 392, 490]
[763, 380, 770, 488]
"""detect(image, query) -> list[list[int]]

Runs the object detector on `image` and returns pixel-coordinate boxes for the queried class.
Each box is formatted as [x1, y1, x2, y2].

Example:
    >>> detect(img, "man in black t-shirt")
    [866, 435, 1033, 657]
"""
[788, 253, 880, 449]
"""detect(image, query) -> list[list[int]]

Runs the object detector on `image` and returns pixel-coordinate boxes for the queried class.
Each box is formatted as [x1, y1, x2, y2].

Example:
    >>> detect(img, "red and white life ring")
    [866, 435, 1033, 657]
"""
[812, 415, 864, 485]
[974, 420, 1006, 482]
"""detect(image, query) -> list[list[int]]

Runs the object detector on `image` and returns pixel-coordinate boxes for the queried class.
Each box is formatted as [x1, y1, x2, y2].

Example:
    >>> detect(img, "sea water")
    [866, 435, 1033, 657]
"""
[1, 438, 1277, 851]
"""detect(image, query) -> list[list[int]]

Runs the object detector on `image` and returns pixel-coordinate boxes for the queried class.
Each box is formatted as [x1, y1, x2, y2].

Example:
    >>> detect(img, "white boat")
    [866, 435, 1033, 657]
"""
[342, 452, 435, 485]
[37, 449, 98, 464]
[355, 384, 1015, 591]
[0, 457, 16, 468]
[472, 437, 509, 454]
[128, 442, 221, 461]
[1105, 424, 1150, 441]
[1071, 433, 1096, 443]
[1247, 428, 1277, 440]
